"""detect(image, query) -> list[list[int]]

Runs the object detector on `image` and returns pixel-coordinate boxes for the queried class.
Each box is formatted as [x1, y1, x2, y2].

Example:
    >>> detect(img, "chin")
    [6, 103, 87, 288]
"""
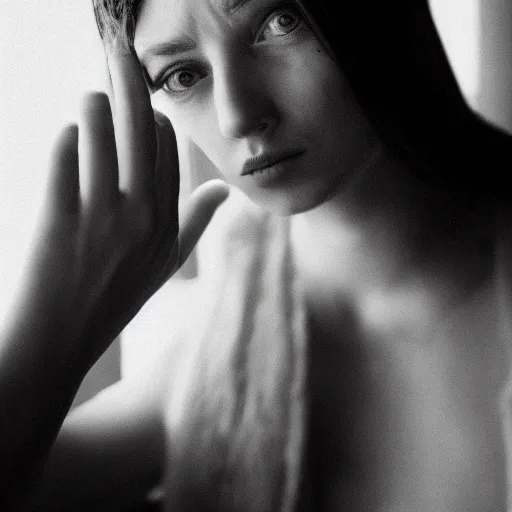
[246, 185, 333, 217]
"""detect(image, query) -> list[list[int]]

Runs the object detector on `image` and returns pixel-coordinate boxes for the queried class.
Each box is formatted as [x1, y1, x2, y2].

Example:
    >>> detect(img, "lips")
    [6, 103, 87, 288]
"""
[241, 149, 305, 176]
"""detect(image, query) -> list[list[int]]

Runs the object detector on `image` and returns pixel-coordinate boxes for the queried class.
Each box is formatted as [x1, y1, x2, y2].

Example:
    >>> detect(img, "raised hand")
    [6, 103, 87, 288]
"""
[18, 43, 229, 370]
[0, 40, 231, 507]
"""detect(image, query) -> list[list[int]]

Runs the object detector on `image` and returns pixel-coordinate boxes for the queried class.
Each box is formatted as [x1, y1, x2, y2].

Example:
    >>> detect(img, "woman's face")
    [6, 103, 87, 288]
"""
[134, 0, 377, 215]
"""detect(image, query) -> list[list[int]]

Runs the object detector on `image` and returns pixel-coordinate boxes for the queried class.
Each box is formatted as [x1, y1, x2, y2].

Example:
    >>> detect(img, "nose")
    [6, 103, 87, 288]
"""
[213, 60, 280, 140]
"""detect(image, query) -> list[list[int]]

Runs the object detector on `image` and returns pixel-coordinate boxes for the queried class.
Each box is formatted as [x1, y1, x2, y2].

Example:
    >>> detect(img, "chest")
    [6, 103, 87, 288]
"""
[301, 289, 509, 512]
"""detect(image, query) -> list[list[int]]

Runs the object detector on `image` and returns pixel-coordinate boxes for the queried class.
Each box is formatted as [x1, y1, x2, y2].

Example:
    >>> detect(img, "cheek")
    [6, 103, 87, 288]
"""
[284, 47, 371, 157]
[264, 47, 358, 160]
[270, 41, 334, 99]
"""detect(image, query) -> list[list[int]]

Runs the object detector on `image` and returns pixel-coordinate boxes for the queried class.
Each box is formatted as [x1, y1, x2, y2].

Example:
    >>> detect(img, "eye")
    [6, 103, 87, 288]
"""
[162, 67, 205, 94]
[258, 6, 304, 41]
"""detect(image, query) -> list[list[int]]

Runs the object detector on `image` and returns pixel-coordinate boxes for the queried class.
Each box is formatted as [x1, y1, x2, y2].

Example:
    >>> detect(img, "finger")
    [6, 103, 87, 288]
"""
[178, 180, 230, 267]
[106, 44, 156, 202]
[46, 124, 79, 221]
[102, 55, 115, 118]
[79, 92, 119, 210]
[154, 110, 180, 224]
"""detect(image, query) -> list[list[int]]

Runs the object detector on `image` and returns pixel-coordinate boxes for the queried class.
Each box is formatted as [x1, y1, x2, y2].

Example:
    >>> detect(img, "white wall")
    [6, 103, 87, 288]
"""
[0, 0, 107, 316]
[0, 0, 119, 404]
[479, 0, 512, 132]
[429, 0, 480, 106]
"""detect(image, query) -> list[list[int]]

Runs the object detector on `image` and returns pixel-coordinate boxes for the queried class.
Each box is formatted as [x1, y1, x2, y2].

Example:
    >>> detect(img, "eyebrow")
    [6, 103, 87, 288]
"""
[139, 0, 258, 68]
[140, 40, 197, 65]
[222, 0, 254, 14]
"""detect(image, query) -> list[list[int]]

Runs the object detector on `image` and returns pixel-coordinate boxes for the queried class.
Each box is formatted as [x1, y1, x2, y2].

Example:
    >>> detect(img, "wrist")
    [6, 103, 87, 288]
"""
[1, 306, 90, 391]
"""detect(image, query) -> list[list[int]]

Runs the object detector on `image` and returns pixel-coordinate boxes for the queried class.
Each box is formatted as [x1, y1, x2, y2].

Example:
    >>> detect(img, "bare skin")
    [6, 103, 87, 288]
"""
[291, 149, 509, 510]
[133, 0, 511, 507]
[304, 282, 507, 511]
[3, 0, 510, 509]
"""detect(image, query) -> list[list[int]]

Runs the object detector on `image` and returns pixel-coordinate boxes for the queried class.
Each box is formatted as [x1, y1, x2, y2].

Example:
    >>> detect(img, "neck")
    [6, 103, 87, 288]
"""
[291, 142, 494, 318]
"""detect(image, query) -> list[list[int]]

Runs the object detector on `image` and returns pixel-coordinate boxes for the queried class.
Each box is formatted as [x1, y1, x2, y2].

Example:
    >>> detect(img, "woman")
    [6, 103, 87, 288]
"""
[3, 0, 512, 510]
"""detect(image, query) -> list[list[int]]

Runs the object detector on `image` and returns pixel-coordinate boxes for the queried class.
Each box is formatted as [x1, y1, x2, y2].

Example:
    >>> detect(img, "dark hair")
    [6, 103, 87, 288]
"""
[298, 0, 512, 203]
[92, 0, 512, 202]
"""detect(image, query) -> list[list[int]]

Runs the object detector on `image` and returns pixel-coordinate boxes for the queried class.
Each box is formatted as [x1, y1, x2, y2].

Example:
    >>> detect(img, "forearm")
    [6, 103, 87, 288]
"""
[0, 313, 86, 507]
[19, 378, 166, 511]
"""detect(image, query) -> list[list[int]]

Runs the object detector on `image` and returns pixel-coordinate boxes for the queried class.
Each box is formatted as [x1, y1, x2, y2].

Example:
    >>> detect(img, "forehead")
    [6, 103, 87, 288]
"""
[134, 0, 261, 56]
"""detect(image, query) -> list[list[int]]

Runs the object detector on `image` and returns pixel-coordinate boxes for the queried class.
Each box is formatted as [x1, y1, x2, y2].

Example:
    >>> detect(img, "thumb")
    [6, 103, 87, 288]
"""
[177, 179, 230, 267]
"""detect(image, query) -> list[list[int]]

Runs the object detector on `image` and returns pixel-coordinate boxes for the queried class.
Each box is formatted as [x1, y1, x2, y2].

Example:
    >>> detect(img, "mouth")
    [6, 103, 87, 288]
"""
[241, 149, 305, 185]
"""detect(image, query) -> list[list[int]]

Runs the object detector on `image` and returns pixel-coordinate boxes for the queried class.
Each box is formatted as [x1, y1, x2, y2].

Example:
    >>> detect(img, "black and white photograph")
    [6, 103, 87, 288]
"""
[1, 0, 511, 510]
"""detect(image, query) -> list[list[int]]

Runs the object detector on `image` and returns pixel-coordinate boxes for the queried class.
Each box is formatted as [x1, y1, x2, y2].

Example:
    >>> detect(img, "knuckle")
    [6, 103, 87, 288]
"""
[96, 210, 118, 235]
[124, 203, 156, 239]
